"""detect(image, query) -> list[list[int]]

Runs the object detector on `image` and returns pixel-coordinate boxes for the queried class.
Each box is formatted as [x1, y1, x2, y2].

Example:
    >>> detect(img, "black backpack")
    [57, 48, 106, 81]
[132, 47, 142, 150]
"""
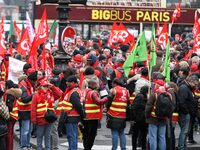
[129, 94, 146, 122]
[155, 92, 173, 118]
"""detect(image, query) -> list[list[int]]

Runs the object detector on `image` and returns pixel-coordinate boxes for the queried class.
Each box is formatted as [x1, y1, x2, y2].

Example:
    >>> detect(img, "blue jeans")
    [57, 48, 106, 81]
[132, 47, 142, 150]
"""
[148, 123, 166, 150]
[111, 128, 126, 150]
[36, 124, 52, 150]
[20, 120, 31, 149]
[178, 113, 190, 150]
[66, 123, 78, 150]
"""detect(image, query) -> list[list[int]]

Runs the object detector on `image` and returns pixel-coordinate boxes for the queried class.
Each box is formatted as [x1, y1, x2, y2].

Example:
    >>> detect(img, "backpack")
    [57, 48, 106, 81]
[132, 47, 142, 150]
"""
[129, 94, 146, 122]
[155, 92, 173, 118]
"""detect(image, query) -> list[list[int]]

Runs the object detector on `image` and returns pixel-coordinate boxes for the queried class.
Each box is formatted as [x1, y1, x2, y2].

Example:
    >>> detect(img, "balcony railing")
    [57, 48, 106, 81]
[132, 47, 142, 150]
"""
[87, 0, 162, 7]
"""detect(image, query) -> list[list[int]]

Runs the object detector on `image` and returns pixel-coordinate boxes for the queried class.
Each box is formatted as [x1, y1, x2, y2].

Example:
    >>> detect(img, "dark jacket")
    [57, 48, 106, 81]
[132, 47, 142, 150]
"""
[67, 89, 85, 123]
[145, 93, 167, 125]
[19, 80, 34, 120]
[130, 93, 147, 123]
[106, 91, 127, 130]
[178, 81, 197, 116]
[5, 88, 22, 112]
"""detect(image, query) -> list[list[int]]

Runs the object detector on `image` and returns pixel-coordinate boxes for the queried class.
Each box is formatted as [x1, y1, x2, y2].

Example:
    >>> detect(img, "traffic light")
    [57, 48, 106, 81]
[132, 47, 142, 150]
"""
[40, 0, 87, 5]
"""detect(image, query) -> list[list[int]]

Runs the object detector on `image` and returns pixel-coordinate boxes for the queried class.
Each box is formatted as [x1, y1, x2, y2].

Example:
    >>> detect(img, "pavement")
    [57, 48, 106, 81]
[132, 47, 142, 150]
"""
[14, 116, 200, 150]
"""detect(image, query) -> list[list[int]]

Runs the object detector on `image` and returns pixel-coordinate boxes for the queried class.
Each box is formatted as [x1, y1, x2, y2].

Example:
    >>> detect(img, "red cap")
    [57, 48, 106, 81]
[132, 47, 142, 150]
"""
[27, 68, 36, 76]
[73, 55, 82, 62]
[191, 63, 198, 72]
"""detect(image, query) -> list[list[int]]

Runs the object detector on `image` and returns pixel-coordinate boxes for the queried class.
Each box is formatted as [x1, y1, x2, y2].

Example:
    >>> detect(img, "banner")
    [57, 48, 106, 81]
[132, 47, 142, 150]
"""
[8, 57, 26, 84]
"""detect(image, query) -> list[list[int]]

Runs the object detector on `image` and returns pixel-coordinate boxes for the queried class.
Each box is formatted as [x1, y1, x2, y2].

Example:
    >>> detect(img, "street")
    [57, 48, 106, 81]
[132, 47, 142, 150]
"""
[13, 115, 200, 150]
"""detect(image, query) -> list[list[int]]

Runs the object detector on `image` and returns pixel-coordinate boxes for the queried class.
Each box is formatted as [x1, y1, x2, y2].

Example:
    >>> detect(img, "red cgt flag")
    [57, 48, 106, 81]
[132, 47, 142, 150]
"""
[107, 22, 135, 50]
[14, 20, 22, 41]
[107, 22, 119, 49]
[172, 0, 181, 23]
[193, 13, 200, 51]
[28, 37, 38, 70]
[157, 23, 168, 50]
[35, 8, 49, 46]
[118, 23, 135, 50]
[41, 46, 47, 71]
[0, 17, 6, 56]
[17, 28, 31, 56]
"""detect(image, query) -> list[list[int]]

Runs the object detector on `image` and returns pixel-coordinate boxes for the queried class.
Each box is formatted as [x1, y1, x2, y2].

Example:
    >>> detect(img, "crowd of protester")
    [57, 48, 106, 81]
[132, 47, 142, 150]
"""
[0, 30, 200, 150]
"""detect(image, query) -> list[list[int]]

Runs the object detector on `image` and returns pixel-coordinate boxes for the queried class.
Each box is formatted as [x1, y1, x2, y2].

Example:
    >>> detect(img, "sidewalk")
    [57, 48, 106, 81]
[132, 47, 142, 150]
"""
[14, 120, 200, 150]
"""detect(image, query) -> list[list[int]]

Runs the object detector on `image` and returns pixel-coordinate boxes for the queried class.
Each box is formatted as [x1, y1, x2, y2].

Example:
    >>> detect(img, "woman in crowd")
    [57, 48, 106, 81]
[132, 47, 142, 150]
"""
[31, 81, 62, 150]
[4, 80, 22, 150]
[0, 82, 10, 150]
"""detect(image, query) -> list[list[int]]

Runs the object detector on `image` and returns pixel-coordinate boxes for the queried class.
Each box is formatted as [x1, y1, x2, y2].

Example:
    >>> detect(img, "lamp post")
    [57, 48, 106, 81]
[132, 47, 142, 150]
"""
[40, 0, 87, 71]
[54, 0, 71, 71]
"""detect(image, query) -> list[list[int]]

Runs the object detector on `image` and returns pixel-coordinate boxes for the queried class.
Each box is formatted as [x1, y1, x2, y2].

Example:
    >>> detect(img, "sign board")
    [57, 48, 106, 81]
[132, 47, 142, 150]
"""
[8, 57, 26, 84]
[35, 5, 197, 24]
[61, 26, 76, 55]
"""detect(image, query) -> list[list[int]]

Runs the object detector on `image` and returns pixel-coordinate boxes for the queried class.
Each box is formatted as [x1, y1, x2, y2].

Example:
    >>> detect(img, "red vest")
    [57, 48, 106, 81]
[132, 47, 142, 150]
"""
[0, 63, 6, 81]
[18, 80, 33, 111]
[84, 90, 101, 120]
[62, 88, 81, 117]
[36, 99, 54, 118]
[107, 86, 129, 118]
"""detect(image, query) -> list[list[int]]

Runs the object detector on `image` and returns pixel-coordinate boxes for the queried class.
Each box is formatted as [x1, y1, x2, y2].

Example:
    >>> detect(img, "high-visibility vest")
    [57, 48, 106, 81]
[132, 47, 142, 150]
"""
[129, 94, 135, 104]
[36, 100, 54, 118]
[1, 63, 6, 81]
[18, 81, 33, 111]
[107, 86, 129, 118]
[62, 88, 81, 117]
[4, 94, 19, 120]
[84, 90, 101, 120]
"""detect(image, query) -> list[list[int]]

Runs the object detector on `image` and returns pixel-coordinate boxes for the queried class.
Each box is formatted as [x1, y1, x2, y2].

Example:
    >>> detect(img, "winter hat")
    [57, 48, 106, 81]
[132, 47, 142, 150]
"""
[66, 75, 78, 83]
[87, 54, 97, 63]
[27, 68, 37, 81]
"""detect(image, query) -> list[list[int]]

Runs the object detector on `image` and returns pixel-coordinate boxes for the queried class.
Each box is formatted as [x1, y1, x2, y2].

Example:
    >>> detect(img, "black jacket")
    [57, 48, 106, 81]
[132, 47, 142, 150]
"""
[19, 86, 34, 120]
[67, 90, 85, 123]
[178, 81, 197, 115]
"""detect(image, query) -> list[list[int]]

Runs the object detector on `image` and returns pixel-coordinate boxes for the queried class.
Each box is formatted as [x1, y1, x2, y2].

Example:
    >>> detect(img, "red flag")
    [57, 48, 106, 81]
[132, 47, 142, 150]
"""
[28, 38, 38, 70]
[107, 22, 120, 49]
[157, 23, 168, 50]
[35, 8, 49, 46]
[17, 28, 31, 56]
[108, 22, 135, 50]
[0, 17, 6, 56]
[193, 13, 200, 51]
[14, 20, 22, 41]
[41, 46, 47, 71]
[118, 23, 135, 50]
[172, 1, 181, 23]
[156, 22, 161, 36]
